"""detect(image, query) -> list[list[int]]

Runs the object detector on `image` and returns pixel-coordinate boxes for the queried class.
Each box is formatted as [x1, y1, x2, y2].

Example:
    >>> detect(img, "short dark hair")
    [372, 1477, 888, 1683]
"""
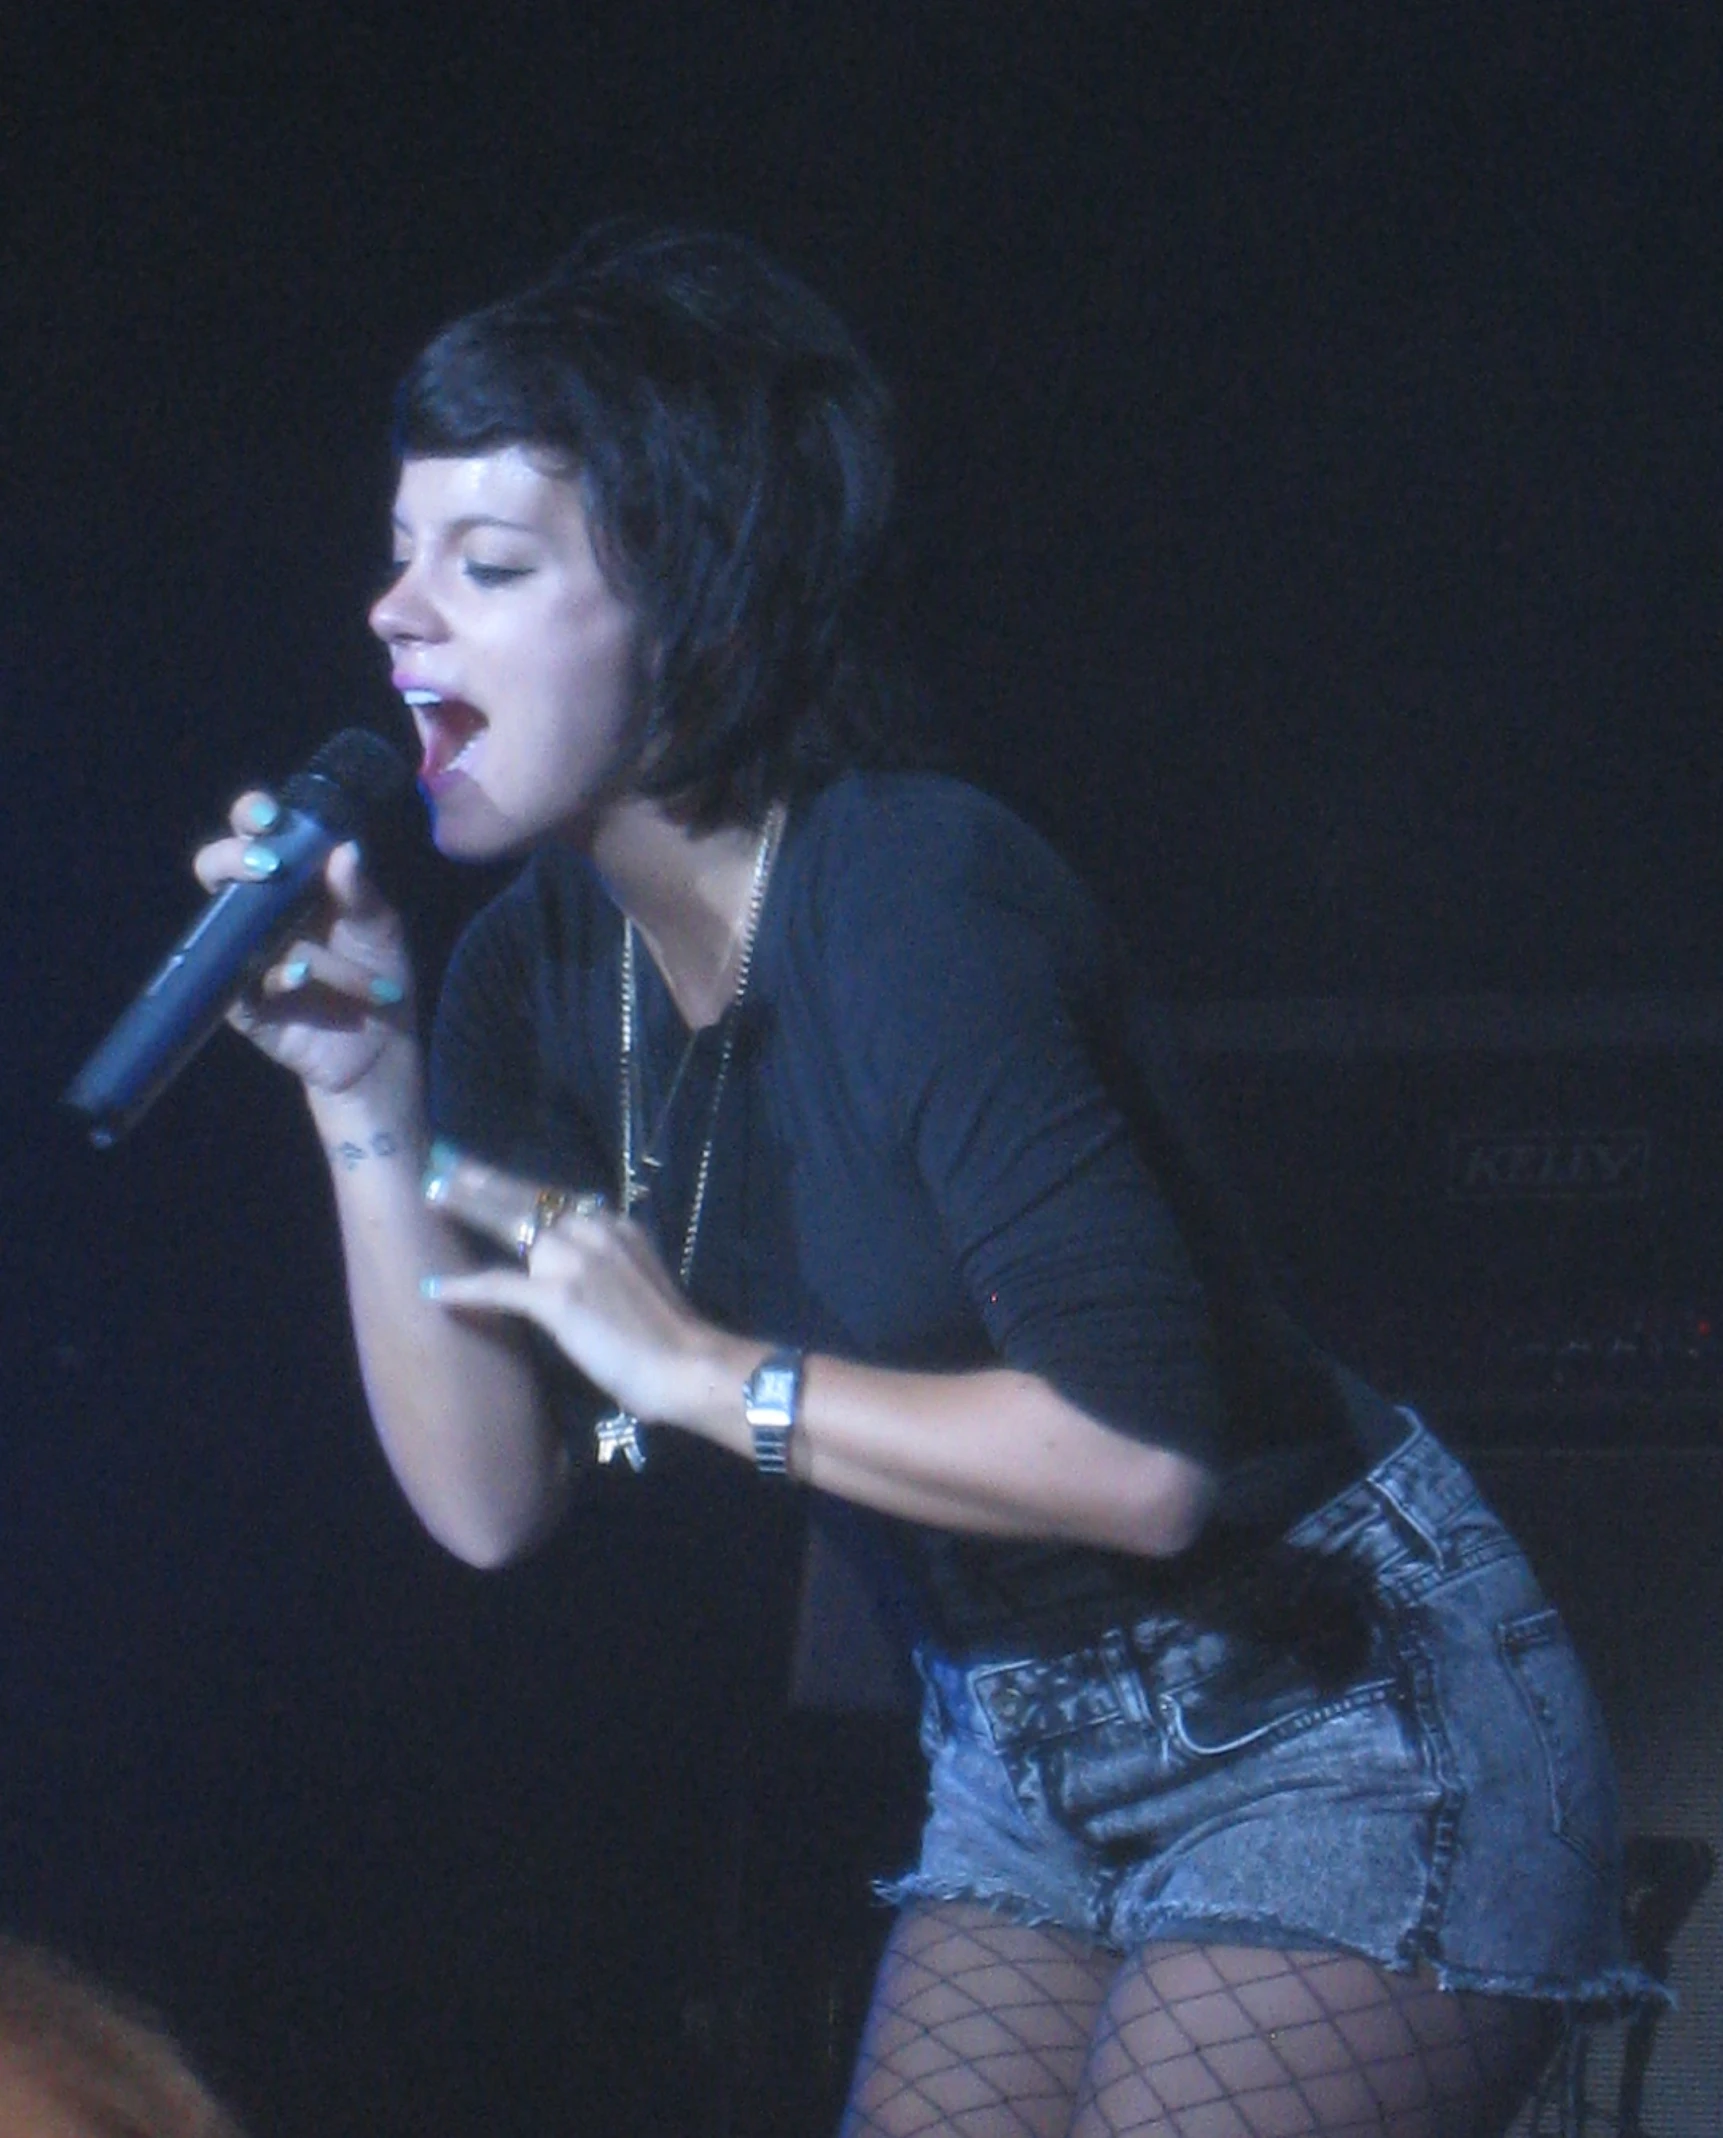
[392, 221, 900, 828]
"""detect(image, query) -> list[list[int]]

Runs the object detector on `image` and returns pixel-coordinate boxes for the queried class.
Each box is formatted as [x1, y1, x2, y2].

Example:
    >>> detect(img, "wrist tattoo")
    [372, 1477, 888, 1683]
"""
[329, 1129, 407, 1172]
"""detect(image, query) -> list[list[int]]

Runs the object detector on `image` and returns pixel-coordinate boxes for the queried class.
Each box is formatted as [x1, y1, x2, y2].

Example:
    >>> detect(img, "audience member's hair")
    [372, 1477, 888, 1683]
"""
[0, 1937, 243, 2138]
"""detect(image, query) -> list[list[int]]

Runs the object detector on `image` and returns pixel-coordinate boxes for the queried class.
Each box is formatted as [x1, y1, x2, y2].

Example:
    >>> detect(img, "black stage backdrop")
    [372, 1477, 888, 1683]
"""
[5, 7, 1722, 2134]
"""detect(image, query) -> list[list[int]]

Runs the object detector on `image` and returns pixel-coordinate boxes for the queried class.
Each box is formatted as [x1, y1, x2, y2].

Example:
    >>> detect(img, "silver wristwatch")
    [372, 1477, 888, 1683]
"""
[743, 1348, 804, 1476]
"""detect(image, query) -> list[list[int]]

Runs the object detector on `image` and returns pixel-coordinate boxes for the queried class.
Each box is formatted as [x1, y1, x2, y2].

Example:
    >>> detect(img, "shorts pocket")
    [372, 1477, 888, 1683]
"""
[1497, 1606, 1616, 1876]
[1156, 1672, 1397, 1760]
[1039, 1638, 1404, 1851]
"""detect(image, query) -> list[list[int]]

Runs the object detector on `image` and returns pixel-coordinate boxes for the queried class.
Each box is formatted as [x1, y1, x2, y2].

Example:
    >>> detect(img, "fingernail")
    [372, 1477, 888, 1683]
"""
[368, 976, 406, 1007]
[427, 1137, 462, 1174]
[419, 1274, 444, 1300]
[280, 958, 311, 990]
[243, 795, 282, 833]
[422, 1144, 457, 1202]
[242, 844, 282, 878]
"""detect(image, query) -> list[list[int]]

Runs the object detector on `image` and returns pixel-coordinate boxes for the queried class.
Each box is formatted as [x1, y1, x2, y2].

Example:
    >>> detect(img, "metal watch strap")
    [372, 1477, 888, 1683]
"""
[744, 1348, 804, 1476]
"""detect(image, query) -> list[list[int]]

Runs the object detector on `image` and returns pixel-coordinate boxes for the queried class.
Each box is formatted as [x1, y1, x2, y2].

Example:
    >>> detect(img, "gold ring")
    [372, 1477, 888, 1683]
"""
[514, 1187, 572, 1263]
[515, 1187, 607, 1263]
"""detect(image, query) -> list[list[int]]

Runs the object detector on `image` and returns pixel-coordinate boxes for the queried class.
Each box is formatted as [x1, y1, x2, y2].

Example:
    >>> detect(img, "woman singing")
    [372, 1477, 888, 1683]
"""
[196, 222, 1651, 2136]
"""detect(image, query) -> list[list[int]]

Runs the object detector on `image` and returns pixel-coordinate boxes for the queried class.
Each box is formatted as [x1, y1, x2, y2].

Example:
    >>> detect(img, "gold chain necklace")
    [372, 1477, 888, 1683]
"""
[593, 800, 788, 1470]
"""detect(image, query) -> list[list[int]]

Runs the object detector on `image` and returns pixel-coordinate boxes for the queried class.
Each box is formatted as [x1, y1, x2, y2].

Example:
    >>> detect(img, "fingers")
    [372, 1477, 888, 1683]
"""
[323, 837, 390, 919]
[195, 787, 376, 906]
[418, 1148, 712, 1431]
[232, 790, 282, 837]
[418, 1265, 541, 1316]
[258, 941, 409, 1013]
[421, 1144, 607, 1259]
[191, 791, 283, 888]
[191, 780, 410, 1024]
[421, 1146, 545, 1252]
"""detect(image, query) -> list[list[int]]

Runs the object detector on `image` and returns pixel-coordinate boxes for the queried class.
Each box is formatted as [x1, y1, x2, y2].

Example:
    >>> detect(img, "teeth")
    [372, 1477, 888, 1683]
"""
[402, 688, 443, 707]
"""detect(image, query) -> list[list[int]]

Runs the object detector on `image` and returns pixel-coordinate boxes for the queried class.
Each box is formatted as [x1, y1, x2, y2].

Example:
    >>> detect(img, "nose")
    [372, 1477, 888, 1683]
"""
[368, 558, 443, 648]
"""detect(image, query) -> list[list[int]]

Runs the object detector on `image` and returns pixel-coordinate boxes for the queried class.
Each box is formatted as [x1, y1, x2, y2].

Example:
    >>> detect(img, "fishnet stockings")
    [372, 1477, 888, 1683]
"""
[840, 1904, 1557, 2138]
[840, 1901, 1116, 2138]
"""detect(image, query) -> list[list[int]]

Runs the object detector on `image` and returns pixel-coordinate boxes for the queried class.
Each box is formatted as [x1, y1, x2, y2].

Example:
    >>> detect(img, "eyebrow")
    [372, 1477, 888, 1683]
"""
[389, 512, 544, 537]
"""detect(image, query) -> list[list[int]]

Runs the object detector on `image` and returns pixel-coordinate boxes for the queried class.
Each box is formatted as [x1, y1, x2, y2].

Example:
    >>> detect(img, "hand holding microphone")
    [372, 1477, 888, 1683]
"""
[65, 729, 413, 1145]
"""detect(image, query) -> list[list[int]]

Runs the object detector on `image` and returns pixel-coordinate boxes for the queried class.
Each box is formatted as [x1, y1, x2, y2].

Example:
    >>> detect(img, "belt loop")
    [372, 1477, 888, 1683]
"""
[1101, 1628, 1153, 1726]
[1368, 1472, 1449, 1568]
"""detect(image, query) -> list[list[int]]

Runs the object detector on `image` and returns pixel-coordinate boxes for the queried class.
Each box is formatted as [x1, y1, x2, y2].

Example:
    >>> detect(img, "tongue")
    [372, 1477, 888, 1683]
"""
[420, 701, 486, 778]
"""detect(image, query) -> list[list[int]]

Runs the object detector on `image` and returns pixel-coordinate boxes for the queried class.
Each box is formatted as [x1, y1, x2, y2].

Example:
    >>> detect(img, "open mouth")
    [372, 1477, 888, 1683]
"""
[404, 692, 487, 786]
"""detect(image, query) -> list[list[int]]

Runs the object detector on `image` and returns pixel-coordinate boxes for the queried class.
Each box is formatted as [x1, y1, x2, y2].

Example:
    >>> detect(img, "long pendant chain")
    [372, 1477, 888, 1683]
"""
[593, 802, 788, 1471]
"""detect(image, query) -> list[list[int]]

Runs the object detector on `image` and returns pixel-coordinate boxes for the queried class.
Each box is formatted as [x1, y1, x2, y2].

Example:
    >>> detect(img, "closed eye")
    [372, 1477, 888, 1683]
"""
[464, 562, 534, 588]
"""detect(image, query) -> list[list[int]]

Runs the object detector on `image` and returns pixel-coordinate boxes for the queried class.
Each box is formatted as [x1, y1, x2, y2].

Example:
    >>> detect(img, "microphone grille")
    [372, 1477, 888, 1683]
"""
[282, 728, 413, 837]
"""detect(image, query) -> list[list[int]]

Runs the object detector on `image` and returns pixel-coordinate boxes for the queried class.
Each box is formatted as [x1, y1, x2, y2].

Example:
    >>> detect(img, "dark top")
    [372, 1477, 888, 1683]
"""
[431, 773, 1397, 1665]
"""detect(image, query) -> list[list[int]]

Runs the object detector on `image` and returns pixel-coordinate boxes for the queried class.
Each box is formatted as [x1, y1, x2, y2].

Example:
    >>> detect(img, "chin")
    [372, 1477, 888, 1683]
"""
[424, 794, 535, 865]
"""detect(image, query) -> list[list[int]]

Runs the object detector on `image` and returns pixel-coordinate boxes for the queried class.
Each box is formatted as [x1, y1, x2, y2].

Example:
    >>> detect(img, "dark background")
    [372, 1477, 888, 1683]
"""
[5, 6, 1721, 2133]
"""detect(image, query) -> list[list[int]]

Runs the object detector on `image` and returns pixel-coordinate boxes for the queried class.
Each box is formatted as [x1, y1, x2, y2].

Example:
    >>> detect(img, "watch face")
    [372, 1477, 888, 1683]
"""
[746, 1352, 802, 1425]
[748, 1384, 790, 1424]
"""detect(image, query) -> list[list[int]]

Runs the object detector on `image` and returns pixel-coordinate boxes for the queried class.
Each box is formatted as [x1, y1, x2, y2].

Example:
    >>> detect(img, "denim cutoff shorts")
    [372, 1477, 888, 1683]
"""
[883, 1416, 1658, 2007]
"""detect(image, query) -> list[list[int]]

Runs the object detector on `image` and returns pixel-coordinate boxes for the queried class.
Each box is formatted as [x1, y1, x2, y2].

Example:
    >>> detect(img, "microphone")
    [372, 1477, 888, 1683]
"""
[64, 728, 412, 1147]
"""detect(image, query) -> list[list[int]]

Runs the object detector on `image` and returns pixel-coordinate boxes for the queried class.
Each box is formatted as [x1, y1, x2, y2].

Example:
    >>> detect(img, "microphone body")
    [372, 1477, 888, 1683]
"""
[65, 729, 410, 1147]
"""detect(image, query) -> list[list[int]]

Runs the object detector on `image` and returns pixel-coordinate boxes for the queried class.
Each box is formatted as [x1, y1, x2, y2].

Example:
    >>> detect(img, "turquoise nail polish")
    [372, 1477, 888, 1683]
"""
[368, 976, 406, 1007]
[280, 958, 311, 990]
[419, 1274, 444, 1300]
[242, 844, 281, 878]
[245, 795, 282, 833]
[427, 1137, 462, 1173]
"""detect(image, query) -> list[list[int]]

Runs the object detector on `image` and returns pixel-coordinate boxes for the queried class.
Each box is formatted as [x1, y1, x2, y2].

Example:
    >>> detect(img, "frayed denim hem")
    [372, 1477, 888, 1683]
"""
[1429, 1957, 1673, 2019]
[874, 1873, 1673, 2021]
[871, 1869, 1096, 1939]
